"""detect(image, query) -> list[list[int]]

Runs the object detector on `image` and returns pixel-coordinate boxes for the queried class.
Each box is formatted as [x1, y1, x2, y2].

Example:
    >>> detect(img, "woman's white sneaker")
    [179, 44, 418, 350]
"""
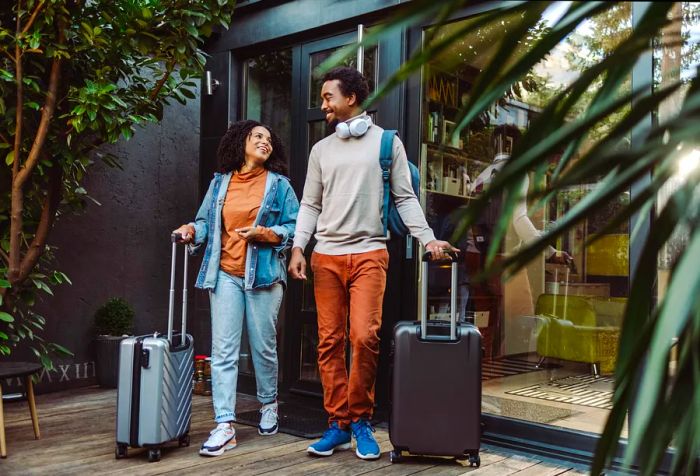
[199, 423, 237, 456]
[259, 402, 279, 435]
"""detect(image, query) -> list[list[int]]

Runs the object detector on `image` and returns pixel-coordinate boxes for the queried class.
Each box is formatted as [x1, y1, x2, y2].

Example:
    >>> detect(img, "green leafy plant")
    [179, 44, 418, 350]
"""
[322, 1, 700, 474]
[94, 297, 134, 337]
[0, 1, 236, 367]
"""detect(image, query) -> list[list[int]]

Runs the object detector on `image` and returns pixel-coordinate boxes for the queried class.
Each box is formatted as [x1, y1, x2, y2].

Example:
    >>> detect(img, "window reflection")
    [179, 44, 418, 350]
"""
[421, 5, 632, 435]
[656, 2, 700, 300]
[309, 47, 377, 108]
[299, 46, 379, 382]
[245, 49, 293, 148]
[655, 3, 700, 385]
[299, 323, 320, 383]
[243, 49, 293, 377]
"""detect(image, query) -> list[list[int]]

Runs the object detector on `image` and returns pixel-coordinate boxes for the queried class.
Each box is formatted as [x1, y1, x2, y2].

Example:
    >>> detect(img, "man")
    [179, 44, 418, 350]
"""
[288, 66, 457, 461]
[470, 124, 573, 355]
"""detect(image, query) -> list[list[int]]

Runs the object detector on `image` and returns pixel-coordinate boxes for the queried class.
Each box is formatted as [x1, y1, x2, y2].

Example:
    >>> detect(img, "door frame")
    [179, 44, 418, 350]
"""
[286, 29, 393, 397]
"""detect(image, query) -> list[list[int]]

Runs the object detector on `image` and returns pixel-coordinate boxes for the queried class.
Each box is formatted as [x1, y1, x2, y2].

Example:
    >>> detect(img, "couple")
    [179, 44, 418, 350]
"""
[174, 66, 457, 460]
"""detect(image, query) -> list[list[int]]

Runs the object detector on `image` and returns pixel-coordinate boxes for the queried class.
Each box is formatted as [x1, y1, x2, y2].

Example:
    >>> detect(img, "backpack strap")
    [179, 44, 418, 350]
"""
[379, 130, 397, 236]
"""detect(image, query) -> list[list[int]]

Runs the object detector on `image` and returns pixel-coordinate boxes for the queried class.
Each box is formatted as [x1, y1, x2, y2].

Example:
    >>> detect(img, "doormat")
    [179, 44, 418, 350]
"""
[482, 357, 558, 381]
[505, 374, 614, 410]
[236, 400, 327, 438]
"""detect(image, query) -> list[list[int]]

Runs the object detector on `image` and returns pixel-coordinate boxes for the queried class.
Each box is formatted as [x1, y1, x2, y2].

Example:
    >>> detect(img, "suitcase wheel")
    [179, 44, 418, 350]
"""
[468, 453, 480, 468]
[148, 448, 161, 463]
[389, 450, 403, 464]
[115, 444, 128, 459]
[178, 434, 190, 447]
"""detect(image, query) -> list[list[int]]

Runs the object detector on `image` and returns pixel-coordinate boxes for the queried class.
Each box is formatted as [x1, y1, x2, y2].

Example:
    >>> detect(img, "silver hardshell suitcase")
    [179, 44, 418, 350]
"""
[115, 234, 194, 462]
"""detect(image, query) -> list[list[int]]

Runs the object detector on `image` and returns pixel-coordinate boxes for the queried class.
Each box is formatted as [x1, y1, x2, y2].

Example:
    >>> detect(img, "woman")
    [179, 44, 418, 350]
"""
[173, 120, 299, 456]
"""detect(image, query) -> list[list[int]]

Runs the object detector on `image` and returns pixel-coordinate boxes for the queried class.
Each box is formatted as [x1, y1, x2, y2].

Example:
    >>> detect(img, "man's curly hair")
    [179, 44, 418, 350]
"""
[322, 66, 370, 105]
[217, 120, 288, 176]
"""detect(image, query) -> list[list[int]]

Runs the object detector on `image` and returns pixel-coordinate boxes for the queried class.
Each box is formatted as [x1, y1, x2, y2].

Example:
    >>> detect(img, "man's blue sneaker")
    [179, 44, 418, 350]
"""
[307, 422, 351, 456]
[351, 419, 381, 460]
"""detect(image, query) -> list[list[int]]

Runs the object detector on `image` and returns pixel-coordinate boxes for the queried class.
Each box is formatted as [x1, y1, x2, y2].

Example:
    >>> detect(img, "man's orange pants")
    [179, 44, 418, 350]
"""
[311, 249, 389, 428]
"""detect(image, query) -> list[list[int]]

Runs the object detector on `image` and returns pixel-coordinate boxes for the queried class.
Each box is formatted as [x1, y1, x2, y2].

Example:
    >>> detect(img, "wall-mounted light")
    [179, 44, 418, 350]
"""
[205, 70, 220, 95]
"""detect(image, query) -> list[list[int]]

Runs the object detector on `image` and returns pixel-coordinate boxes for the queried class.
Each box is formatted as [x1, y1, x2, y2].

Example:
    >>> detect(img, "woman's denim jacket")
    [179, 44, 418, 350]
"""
[190, 171, 299, 290]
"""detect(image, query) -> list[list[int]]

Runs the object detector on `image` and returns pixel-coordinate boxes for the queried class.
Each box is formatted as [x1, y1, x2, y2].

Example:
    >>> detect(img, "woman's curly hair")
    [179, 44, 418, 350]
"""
[217, 120, 288, 176]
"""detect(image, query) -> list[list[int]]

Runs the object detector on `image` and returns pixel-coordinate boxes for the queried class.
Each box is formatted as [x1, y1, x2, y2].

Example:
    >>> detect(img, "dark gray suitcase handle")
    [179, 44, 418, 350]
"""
[420, 251, 459, 340]
[169, 233, 189, 346]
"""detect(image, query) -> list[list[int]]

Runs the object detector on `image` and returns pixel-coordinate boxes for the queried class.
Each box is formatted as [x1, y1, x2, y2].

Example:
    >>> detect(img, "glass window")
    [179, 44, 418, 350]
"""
[420, 4, 632, 435]
[654, 3, 700, 379]
[245, 49, 293, 148]
[299, 323, 321, 383]
[655, 2, 700, 301]
[309, 46, 377, 108]
[296, 45, 379, 384]
[299, 121, 329, 314]
[300, 48, 378, 314]
[242, 49, 293, 376]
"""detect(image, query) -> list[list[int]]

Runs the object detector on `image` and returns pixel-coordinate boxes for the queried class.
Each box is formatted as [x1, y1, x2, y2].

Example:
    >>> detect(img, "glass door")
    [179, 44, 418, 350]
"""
[286, 32, 378, 395]
[240, 49, 294, 380]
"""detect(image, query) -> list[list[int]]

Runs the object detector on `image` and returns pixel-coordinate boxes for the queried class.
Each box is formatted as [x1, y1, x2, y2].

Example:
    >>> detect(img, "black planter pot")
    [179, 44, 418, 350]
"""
[95, 335, 127, 388]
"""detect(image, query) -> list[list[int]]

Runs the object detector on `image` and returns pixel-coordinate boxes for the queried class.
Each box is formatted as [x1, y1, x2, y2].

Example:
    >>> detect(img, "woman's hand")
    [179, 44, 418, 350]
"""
[173, 224, 195, 243]
[236, 226, 263, 242]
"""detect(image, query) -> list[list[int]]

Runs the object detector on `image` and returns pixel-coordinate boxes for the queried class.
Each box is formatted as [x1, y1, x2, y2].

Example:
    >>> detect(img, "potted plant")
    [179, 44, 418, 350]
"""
[94, 298, 134, 388]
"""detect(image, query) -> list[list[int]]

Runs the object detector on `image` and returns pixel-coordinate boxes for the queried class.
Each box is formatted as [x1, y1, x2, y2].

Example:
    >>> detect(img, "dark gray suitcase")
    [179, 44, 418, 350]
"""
[115, 234, 194, 462]
[389, 252, 481, 467]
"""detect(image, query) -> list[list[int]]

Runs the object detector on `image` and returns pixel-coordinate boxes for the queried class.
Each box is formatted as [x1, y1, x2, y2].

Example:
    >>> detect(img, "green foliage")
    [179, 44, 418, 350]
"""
[0, 0, 236, 366]
[341, 1, 699, 474]
[94, 297, 134, 336]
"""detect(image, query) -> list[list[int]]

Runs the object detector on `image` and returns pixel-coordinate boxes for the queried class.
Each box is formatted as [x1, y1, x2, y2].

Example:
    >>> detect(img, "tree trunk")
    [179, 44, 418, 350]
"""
[8, 23, 64, 287]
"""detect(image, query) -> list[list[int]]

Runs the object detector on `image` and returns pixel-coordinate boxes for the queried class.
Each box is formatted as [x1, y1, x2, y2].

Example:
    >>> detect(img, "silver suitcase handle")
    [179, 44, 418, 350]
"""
[169, 233, 189, 346]
[420, 251, 460, 340]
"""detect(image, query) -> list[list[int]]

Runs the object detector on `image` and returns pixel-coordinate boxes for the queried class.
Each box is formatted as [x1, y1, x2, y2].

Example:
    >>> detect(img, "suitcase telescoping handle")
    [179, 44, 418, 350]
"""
[420, 251, 459, 341]
[169, 233, 189, 347]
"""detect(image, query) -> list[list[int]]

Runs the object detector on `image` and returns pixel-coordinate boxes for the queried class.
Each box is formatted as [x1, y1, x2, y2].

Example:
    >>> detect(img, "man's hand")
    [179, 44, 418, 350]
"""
[236, 226, 262, 242]
[288, 247, 307, 280]
[173, 224, 195, 244]
[425, 240, 460, 261]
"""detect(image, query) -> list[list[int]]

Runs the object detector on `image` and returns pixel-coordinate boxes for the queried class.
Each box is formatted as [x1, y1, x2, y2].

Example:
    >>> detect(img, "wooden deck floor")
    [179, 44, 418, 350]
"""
[1, 386, 589, 475]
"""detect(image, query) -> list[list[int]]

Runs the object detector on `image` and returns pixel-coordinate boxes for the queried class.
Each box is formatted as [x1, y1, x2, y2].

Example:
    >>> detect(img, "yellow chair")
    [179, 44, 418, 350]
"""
[534, 294, 625, 376]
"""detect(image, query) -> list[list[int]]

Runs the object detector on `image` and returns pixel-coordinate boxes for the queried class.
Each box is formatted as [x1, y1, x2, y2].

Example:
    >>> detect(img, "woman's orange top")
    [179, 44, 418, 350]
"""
[220, 167, 281, 277]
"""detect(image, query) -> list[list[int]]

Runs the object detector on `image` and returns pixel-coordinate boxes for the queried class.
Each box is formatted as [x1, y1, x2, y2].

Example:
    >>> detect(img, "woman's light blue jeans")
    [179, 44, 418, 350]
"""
[209, 270, 283, 423]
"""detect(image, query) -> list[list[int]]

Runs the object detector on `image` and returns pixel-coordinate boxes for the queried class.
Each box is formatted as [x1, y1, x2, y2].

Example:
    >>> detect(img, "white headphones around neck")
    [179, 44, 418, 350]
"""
[335, 115, 372, 139]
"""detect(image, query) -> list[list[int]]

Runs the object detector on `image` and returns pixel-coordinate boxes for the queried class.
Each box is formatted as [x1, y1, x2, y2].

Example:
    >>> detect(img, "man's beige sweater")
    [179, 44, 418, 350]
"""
[293, 121, 435, 255]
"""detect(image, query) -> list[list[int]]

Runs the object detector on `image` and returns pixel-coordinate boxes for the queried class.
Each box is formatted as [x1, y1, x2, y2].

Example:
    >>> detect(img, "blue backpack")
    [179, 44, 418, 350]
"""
[379, 130, 420, 238]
